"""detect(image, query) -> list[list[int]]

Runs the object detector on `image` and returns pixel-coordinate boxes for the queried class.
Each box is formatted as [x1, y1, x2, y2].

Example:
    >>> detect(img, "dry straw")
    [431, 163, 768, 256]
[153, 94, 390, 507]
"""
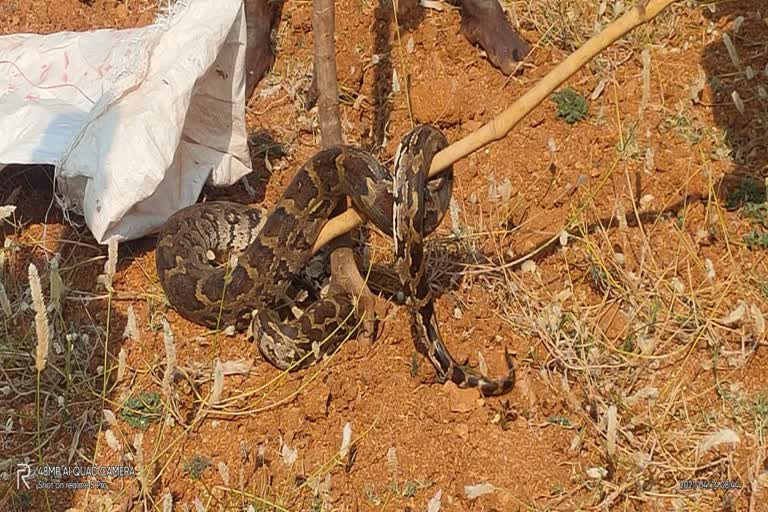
[210, 359, 224, 405]
[161, 318, 176, 399]
[123, 304, 141, 342]
[0, 280, 11, 317]
[49, 257, 64, 313]
[28, 263, 50, 372]
[100, 236, 119, 292]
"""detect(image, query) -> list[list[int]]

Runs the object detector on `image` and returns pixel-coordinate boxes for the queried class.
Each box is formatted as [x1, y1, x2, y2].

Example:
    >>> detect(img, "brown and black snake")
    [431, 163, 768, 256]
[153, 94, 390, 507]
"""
[156, 125, 514, 395]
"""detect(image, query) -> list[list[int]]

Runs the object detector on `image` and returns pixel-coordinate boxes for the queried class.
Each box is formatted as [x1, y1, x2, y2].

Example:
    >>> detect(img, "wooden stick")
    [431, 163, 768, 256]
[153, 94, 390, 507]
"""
[312, 0, 681, 254]
[312, 0, 342, 146]
[312, 0, 377, 338]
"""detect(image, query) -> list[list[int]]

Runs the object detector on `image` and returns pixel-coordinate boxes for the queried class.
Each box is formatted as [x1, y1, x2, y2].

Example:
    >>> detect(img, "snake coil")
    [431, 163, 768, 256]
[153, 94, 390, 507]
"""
[156, 125, 514, 394]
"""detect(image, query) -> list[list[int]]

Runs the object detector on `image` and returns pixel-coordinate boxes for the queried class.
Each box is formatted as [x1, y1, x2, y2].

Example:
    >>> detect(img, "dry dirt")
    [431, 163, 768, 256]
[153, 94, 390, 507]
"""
[1, 0, 768, 511]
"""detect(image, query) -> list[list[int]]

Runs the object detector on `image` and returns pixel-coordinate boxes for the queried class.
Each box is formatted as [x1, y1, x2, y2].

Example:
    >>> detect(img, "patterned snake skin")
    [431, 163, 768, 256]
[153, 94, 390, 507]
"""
[156, 125, 514, 394]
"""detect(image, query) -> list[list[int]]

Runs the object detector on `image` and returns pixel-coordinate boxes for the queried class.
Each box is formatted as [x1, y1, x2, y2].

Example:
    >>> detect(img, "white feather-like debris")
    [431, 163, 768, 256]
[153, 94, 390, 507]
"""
[697, 428, 740, 456]
[464, 482, 495, 500]
[29, 263, 50, 372]
[339, 423, 353, 459]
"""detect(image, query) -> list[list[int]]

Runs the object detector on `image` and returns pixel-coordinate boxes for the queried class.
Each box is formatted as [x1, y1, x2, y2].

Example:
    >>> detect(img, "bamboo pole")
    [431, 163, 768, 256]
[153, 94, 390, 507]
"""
[312, 0, 681, 254]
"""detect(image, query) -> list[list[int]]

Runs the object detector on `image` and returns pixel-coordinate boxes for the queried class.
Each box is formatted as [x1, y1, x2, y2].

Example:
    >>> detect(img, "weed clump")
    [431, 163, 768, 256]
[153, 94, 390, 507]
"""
[183, 455, 211, 480]
[121, 391, 163, 429]
[551, 88, 589, 124]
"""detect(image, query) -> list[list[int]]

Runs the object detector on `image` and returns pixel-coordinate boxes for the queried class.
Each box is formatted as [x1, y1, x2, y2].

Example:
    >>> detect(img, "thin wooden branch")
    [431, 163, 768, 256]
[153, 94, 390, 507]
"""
[312, 0, 342, 145]
[312, 0, 377, 338]
[312, 0, 681, 254]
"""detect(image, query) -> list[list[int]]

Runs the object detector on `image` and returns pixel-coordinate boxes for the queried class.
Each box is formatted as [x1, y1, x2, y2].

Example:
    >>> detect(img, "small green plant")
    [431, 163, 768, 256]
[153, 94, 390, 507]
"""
[120, 391, 163, 429]
[547, 415, 573, 427]
[248, 131, 288, 161]
[621, 333, 636, 353]
[740, 202, 768, 228]
[755, 280, 768, 300]
[726, 178, 764, 209]
[15, 493, 32, 510]
[551, 88, 588, 124]
[743, 231, 768, 250]
[403, 481, 419, 498]
[402, 479, 434, 498]
[730, 183, 768, 250]
[589, 262, 610, 294]
[551, 483, 566, 495]
[753, 392, 768, 437]
[183, 454, 211, 480]
[410, 352, 420, 377]
[309, 497, 323, 512]
[658, 105, 705, 146]
[363, 485, 381, 505]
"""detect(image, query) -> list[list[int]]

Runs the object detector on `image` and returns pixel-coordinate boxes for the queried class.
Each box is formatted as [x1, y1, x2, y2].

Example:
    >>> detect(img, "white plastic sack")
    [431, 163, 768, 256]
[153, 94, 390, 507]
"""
[0, 0, 253, 243]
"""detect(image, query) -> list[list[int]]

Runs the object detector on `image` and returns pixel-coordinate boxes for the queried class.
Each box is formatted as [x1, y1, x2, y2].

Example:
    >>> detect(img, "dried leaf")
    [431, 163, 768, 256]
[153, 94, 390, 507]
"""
[419, 0, 444, 11]
[639, 49, 651, 113]
[722, 33, 741, 70]
[340, 423, 353, 459]
[751, 304, 765, 335]
[281, 442, 298, 467]
[605, 405, 618, 456]
[210, 359, 224, 405]
[0, 205, 16, 221]
[406, 36, 415, 54]
[427, 489, 442, 512]
[161, 319, 176, 399]
[586, 467, 607, 479]
[0, 281, 11, 317]
[117, 347, 128, 382]
[689, 67, 706, 104]
[704, 259, 716, 281]
[639, 194, 654, 209]
[731, 90, 745, 115]
[49, 258, 64, 313]
[216, 359, 253, 375]
[590, 78, 608, 100]
[123, 305, 141, 342]
[101, 237, 118, 292]
[162, 493, 173, 512]
[624, 387, 658, 406]
[217, 461, 230, 486]
[477, 351, 489, 376]
[720, 301, 747, 326]
[392, 68, 400, 93]
[464, 482, 495, 499]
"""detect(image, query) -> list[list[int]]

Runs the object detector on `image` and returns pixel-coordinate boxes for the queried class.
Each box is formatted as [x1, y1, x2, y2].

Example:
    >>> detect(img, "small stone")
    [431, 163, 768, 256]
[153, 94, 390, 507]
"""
[443, 382, 482, 413]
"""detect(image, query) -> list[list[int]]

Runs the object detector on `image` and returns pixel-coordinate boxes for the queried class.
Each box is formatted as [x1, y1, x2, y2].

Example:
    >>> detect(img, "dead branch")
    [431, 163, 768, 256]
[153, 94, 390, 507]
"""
[312, 0, 377, 338]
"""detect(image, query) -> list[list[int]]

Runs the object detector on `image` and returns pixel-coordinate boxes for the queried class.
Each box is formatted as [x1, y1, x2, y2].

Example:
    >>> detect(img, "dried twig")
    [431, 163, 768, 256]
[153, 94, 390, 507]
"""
[312, 0, 683, 253]
[312, 0, 376, 338]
